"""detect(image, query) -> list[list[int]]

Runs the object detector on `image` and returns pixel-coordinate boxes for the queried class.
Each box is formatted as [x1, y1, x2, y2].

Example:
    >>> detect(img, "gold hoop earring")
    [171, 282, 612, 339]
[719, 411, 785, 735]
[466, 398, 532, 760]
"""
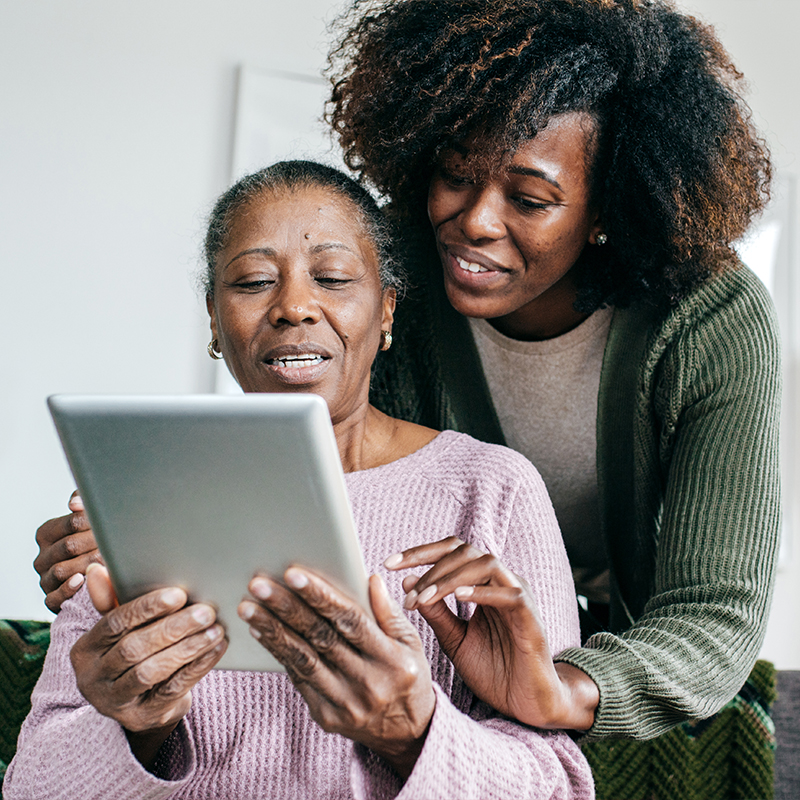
[380, 330, 393, 351]
[207, 339, 223, 360]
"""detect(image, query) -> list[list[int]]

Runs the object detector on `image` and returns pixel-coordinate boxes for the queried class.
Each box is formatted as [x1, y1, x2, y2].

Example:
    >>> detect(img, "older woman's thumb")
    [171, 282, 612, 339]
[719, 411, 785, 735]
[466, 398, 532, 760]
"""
[369, 574, 417, 643]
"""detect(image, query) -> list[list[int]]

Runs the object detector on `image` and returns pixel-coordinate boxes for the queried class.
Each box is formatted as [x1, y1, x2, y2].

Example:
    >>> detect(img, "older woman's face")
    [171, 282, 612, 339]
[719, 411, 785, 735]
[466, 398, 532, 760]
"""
[427, 112, 602, 338]
[207, 186, 394, 425]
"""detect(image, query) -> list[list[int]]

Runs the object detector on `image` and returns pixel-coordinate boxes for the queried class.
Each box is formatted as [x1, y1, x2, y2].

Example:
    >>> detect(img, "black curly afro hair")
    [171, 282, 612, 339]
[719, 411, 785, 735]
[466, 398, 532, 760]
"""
[327, 0, 771, 310]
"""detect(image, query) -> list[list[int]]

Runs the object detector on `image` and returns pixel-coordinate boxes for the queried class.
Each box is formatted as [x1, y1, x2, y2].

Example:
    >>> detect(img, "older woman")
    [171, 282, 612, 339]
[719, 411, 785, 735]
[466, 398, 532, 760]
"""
[322, 0, 781, 740]
[7, 162, 592, 800]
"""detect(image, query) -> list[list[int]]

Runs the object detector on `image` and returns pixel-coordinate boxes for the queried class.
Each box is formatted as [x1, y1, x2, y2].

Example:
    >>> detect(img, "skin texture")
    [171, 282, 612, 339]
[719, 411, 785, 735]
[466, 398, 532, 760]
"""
[239, 570, 434, 778]
[427, 112, 603, 341]
[73, 564, 227, 768]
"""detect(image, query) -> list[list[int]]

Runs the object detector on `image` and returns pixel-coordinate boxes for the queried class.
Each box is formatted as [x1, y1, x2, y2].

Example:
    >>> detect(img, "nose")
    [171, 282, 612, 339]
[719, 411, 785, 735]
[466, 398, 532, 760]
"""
[459, 186, 506, 242]
[267, 274, 321, 327]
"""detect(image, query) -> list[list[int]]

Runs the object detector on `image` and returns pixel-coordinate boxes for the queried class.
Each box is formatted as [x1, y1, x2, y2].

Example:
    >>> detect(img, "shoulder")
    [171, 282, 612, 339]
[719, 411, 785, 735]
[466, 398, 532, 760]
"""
[641, 264, 778, 351]
[670, 263, 777, 337]
[663, 265, 779, 380]
[611, 264, 780, 380]
[416, 431, 551, 505]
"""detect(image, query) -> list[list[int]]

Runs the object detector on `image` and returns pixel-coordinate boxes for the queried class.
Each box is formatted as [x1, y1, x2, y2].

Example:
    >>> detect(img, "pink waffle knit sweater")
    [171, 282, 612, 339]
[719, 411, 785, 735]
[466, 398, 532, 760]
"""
[6, 431, 593, 800]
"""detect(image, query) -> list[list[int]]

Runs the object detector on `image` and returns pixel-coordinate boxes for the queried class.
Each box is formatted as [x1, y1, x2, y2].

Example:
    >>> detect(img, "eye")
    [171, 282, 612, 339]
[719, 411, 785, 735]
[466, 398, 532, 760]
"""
[225, 278, 275, 292]
[315, 275, 354, 288]
[514, 196, 550, 212]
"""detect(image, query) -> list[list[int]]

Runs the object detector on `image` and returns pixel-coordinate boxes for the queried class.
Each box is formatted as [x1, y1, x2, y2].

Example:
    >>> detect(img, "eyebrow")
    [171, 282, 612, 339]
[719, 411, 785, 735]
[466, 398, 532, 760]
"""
[309, 242, 354, 255]
[445, 144, 563, 192]
[222, 242, 354, 271]
[507, 165, 563, 192]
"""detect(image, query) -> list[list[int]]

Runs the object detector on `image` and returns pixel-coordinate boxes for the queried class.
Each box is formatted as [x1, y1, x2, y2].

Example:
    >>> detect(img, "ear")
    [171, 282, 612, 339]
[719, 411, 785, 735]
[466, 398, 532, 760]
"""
[587, 211, 604, 246]
[206, 294, 219, 340]
[381, 288, 396, 332]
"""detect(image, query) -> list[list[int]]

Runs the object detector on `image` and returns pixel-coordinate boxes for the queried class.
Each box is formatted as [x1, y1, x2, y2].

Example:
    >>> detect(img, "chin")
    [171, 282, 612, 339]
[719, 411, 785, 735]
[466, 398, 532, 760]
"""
[444, 284, 501, 320]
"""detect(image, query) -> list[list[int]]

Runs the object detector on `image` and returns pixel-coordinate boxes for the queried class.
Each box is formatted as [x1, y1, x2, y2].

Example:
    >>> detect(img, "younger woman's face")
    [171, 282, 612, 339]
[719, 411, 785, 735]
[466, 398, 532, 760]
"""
[427, 112, 603, 340]
[207, 186, 395, 426]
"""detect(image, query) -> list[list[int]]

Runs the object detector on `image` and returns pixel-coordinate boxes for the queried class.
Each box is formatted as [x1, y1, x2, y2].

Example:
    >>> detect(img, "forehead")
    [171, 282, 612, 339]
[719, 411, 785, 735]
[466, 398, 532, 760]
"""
[446, 111, 597, 186]
[229, 184, 367, 240]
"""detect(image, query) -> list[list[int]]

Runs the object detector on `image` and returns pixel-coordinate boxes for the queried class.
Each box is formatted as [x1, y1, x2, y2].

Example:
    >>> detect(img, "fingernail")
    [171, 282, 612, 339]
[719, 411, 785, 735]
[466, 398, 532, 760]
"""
[454, 585, 475, 599]
[206, 624, 224, 641]
[417, 585, 437, 605]
[67, 573, 85, 590]
[384, 553, 403, 569]
[239, 601, 256, 621]
[375, 573, 388, 593]
[285, 569, 308, 590]
[161, 587, 184, 605]
[251, 578, 272, 600]
[69, 495, 84, 511]
[249, 626, 261, 640]
[192, 605, 214, 625]
[403, 589, 418, 610]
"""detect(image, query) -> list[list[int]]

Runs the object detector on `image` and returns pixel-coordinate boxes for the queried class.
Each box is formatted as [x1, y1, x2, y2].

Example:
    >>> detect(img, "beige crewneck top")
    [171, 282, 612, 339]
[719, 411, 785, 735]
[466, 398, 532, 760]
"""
[469, 306, 614, 602]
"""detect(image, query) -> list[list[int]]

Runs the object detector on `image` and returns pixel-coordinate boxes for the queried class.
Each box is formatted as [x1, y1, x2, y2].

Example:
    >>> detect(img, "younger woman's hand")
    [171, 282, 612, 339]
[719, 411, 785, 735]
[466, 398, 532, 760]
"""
[385, 537, 598, 731]
[71, 565, 227, 768]
[34, 491, 101, 612]
[238, 570, 435, 779]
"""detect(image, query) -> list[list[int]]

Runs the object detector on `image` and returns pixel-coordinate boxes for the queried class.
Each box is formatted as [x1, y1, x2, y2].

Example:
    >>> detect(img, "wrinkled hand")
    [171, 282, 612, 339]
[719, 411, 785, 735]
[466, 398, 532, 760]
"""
[34, 491, 101, 612]
[239, 569, 435, 779]
[71, 565, 227, 767]
[385, 537, 598, 731]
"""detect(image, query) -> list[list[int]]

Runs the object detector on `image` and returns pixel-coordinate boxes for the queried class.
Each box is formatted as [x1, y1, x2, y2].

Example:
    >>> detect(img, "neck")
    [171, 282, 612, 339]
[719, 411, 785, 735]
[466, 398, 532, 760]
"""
[334, 403, 439, 473]
[333, 403, 396, 473]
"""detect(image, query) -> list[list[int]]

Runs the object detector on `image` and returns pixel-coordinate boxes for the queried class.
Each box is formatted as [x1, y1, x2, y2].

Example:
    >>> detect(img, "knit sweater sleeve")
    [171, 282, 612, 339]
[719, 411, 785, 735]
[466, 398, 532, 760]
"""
[350, 440, 592, 800]
[555, 267, 782, 738]
[3, 588, 196, 800]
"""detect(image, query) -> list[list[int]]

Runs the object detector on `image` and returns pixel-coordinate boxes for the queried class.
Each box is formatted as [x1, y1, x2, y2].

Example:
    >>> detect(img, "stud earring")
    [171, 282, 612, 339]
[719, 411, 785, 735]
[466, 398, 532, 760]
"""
[207, 339, 223, 360]
[596, 233, 608, 246]
[380, 330, 393, 351]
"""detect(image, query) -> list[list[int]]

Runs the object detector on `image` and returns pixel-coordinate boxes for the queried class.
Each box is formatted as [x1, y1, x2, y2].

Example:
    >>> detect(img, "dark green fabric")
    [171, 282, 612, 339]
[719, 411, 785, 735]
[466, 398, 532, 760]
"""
[371, 223, 782, 739]
[581, 660, 777, 800]
[0, 620, 51, 793]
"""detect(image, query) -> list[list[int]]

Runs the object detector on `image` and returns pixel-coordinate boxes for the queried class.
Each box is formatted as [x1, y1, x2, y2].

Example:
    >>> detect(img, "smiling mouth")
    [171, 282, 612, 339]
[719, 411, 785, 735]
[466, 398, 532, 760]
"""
[265, 353, 325, 368]
[455, 255, 491, 274]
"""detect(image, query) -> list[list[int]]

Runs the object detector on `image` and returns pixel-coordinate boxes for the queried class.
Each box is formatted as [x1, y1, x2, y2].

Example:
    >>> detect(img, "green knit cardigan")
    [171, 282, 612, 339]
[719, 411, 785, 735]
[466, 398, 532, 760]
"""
[370, 227, 782, 740]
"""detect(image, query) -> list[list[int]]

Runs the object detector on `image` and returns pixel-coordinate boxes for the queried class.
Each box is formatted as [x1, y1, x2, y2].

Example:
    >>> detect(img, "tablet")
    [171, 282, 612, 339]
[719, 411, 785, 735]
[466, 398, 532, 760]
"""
[47, 393, 369, 672]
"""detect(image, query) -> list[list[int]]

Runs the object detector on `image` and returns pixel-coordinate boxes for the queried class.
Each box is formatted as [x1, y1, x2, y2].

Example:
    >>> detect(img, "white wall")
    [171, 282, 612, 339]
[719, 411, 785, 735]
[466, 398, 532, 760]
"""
[0, 0, 347, 618]
[2, 1, 798, 668]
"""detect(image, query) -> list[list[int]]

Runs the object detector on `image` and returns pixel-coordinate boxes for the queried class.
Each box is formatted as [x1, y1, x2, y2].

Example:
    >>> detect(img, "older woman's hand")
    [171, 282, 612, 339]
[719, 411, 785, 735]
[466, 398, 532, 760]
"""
[34, 492, 101, 612]
[385, 537, 599, 732]
[70, 565, 227, 769]
[238, 570, 435, 779]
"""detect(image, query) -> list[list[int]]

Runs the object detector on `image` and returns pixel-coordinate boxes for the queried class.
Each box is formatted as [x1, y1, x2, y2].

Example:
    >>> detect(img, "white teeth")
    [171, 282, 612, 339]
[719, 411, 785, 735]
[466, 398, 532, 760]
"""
[268, 354, 324, 368]
[456, 256, 490, 273]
